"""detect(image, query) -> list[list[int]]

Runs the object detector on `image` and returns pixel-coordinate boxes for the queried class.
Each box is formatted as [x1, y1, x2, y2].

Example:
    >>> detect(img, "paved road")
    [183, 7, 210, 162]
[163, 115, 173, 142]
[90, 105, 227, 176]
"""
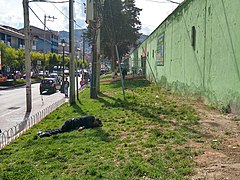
[0, 83, 66, 132]
[0, 75, 87, 132]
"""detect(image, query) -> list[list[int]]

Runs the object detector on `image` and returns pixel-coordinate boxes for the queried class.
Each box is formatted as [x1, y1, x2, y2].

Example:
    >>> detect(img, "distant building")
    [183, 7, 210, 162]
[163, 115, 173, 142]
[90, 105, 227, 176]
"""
[0, 25, 25, 49]
[19, 26, 59, 53]
[0, 25, 40, 51]
[30, 26, 59, 54]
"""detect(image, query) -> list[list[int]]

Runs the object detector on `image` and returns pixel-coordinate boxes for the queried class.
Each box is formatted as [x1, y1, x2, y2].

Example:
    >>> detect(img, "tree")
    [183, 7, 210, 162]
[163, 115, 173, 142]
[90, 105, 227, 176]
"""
[16, 49, 25, 71]
[4, 47, 18, 72]
[100, 0, 142, 72]
[0, 42, 25, 72]
[30, 51, 44, 69]
[122, 0, 142, 47]
[48, 53, 58, 72]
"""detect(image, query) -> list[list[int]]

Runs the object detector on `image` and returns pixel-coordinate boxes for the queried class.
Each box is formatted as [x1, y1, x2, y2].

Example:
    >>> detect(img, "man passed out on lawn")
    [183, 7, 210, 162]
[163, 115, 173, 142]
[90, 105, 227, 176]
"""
[37, 116, 102, 138]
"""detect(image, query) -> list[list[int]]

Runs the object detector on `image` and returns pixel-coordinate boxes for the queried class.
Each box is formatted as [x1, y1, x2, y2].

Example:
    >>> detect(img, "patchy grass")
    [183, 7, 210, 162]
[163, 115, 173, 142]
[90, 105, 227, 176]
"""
[0, 78, 202, 179]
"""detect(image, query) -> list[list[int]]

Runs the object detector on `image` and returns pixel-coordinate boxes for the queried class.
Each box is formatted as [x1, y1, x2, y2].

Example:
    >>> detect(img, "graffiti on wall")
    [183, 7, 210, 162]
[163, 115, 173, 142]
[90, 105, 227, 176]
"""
[156, 33, 164, 66]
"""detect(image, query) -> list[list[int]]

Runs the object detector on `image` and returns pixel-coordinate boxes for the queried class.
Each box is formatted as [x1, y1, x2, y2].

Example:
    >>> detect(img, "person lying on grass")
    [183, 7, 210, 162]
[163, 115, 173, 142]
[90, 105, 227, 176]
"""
[37, 116, 102, 138]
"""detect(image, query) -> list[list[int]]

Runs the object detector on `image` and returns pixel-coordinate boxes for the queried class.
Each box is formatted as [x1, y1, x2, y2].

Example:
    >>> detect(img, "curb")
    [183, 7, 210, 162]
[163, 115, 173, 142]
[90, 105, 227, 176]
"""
[0, 83, 26, 90]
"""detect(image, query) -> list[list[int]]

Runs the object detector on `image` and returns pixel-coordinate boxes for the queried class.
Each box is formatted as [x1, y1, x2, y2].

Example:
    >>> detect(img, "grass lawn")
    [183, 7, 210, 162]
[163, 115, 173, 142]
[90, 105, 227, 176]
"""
[0, 78, 203, 179]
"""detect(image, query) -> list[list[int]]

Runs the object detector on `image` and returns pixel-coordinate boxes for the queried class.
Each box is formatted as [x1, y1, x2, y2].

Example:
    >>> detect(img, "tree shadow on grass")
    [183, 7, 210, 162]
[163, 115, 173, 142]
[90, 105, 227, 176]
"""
[97, 92, 164, 123]
[71, 103, 87, 116]
[54, 127, 114, 143]
[97, 92, 126, 108]
[97, 88, 201, 137]
[91, 128, 114, 142]
[107, 78, 151, 89]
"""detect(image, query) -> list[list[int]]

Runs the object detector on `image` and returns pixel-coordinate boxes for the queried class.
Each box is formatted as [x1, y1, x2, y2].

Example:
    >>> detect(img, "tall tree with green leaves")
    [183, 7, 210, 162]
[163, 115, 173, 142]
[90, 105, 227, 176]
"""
[122, 0, 142, 45]
[91, 0, 141, 72]
[30, 51, 44, 69]
[16, 49, 25, 71]
[48, 53, 58, 72]
[4, 47, 18, 71]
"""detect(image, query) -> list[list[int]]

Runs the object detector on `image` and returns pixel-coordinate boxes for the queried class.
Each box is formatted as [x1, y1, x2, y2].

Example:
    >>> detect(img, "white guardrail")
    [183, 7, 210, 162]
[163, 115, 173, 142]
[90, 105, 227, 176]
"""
[0, 98, 66, 149]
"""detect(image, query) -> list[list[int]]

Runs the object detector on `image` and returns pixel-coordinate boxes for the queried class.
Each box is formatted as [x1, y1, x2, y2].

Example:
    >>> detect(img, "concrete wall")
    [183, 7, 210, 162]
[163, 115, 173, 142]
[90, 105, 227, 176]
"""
[130, 0, 240, 114]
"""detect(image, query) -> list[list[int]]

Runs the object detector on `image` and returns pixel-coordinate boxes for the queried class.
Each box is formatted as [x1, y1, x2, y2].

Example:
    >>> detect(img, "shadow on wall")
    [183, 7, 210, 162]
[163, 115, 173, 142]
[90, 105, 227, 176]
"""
[158, 76, 240, 115]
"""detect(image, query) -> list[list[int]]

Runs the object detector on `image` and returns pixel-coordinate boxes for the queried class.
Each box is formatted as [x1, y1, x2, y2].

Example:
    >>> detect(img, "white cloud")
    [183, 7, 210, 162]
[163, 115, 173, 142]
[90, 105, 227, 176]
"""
[135, 0, 183, 35]
[0, 0, 184, 34]
[0, 0, 23, 28]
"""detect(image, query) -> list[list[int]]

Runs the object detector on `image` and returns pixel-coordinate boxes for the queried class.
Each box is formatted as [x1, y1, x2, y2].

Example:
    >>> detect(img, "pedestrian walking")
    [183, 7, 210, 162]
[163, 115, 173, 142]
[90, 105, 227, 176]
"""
[64, 78, 69, 98]
[122, 68, 127, 79]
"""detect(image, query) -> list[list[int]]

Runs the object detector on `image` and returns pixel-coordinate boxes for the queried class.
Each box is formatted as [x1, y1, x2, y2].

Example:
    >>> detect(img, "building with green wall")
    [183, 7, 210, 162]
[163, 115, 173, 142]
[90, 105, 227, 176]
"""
[129, 0, 240, 114]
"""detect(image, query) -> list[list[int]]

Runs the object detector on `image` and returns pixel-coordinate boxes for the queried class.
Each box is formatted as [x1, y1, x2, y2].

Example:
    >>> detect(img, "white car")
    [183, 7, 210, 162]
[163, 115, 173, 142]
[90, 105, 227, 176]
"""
[49, 73, 60, 84]
[39, 71, 44, 76]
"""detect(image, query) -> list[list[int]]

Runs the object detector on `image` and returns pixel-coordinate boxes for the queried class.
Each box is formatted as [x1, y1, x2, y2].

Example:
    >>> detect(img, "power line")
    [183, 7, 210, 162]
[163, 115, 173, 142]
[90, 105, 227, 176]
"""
[32, 2, 68, 32]
[75, 23, 83, 29]
[29, 0, 69, 3]
[145, 0, 181, 4]
[52, 3, 83, 28]
[145, 0, 169, 3]
[75, 0, 82, 5]
[28, 5, 51, 31]
[34, 2, 47, 14]
[51, 4, 69, 20]
[34, 2, 84, 30]
[167, 0, 181, 4]
[29, 5, 62, 35]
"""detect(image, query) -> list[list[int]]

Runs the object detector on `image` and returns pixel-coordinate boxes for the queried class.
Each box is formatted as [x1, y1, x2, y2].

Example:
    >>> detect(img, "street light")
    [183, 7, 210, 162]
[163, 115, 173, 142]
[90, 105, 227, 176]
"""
[60, 39, 66, 92]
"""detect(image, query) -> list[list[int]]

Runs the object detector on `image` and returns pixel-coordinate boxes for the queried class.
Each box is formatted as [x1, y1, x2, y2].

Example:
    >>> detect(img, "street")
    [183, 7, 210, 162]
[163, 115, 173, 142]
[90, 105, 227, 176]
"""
[0, 75, 83, 132]
[0, 83, 65, 132]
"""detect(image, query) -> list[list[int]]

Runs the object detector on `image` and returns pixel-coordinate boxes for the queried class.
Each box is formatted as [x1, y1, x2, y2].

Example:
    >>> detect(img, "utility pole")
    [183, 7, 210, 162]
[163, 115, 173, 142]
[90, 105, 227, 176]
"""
[43, 15, 57, 73]
[82, 35, 85, 62]
[96, 26, 100, 93]
[43, 15, 46, 76]
[88, 0, 102, 99]
[69, 0, 75, 104]
[23, 0, 32, 112]
[76, 50, 80, 100]
[91, 28, 98, 98]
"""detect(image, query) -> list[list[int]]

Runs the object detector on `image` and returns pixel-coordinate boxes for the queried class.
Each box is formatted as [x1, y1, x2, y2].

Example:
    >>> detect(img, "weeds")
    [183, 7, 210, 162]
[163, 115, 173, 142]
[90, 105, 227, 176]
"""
[0, 78, 202, 179]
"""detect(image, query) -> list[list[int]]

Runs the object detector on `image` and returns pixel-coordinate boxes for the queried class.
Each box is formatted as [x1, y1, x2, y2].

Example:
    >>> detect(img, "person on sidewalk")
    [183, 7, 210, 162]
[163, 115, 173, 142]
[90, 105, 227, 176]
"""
[122, 68, 127, 79]
[64, 78, 69, 98]
[80, 77, 84, 87]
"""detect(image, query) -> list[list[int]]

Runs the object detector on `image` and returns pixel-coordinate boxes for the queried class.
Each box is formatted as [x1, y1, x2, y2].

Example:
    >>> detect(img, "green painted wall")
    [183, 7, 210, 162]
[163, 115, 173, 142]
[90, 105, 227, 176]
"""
[130, 0, 240, 114]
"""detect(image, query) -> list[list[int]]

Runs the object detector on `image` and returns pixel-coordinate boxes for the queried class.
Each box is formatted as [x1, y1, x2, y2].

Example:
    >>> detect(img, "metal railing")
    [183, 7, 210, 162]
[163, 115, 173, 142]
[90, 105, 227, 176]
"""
[0, 98, 66, 149]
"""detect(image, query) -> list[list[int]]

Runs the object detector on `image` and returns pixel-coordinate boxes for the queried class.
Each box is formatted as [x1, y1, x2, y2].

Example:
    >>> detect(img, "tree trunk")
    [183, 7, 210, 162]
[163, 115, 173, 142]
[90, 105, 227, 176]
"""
[111, 43, 116, 78]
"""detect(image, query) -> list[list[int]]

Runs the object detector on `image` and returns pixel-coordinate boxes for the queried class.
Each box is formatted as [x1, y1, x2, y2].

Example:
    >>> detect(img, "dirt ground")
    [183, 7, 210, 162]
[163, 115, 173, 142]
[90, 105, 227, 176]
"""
[187, 98, 240, 180]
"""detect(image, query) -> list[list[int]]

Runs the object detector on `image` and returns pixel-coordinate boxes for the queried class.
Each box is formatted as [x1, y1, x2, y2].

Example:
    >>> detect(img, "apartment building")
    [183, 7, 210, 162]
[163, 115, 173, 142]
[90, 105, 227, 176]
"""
[0, 25, 25, 49]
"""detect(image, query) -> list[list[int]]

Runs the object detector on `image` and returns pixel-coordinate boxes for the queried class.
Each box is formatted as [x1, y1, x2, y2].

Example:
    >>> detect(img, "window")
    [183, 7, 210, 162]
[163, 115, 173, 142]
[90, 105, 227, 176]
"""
[156, 33, 165, 66]
[191, 26, 196, 50]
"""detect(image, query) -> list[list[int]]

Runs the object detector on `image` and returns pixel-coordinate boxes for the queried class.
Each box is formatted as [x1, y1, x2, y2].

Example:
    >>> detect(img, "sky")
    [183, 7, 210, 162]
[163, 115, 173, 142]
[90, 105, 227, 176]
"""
[0, 0, 184, 35]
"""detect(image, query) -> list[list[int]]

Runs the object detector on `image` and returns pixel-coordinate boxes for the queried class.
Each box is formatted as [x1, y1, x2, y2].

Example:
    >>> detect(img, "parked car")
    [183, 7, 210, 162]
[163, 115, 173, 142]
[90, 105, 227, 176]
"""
[7, 73, 15, 80]
[64, 69, 69, 75]
[39, 71, 44, 76]
[49, 73, 61, 84]
[40, 78, 57, 95]
[0, 74, 6, 82]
